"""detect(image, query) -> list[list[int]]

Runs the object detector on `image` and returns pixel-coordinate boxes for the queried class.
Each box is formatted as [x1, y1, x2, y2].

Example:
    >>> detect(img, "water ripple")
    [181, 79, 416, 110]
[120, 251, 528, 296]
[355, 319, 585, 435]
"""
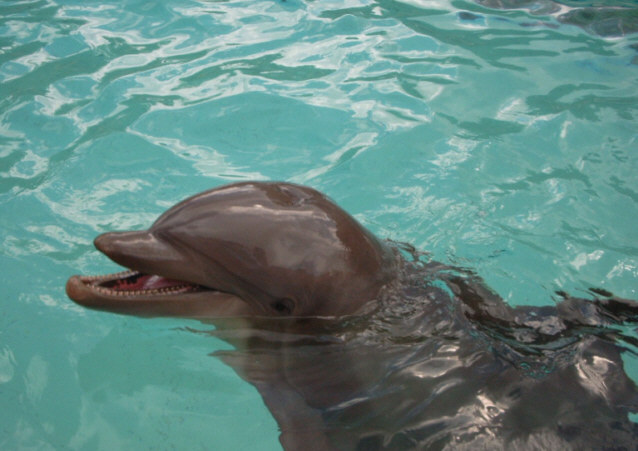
[1, 0, 638, 448]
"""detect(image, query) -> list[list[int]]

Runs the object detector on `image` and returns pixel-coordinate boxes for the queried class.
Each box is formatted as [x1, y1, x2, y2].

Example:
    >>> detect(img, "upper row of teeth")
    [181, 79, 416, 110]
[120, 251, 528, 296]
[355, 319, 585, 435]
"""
[81, 270, 138, 282]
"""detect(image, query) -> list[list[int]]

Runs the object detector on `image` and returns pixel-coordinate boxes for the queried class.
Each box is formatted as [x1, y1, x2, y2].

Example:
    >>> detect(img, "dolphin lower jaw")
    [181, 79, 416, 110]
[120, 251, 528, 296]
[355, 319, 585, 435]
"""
[67, 269, 205, 297]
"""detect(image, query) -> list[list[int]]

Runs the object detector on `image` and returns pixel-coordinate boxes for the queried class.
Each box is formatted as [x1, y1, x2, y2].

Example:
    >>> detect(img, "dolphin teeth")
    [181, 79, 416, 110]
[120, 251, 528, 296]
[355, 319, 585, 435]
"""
[90, 283, 198, 296]
[82, 270, 137, 282]
[80, 271, 202, 297]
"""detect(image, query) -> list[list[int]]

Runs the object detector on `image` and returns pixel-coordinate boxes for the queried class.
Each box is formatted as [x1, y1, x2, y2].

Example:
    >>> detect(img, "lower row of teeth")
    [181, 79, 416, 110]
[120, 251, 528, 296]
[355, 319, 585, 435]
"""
[92, 284, 196, 296]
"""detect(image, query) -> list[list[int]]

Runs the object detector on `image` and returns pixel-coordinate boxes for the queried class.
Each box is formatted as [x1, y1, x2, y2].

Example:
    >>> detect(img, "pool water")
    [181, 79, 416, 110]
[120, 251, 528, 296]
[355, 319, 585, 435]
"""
[1, 0, 637, 449]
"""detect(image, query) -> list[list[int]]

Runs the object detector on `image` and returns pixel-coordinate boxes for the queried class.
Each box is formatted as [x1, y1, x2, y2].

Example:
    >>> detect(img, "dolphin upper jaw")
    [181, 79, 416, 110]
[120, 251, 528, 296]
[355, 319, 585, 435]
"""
[66, 231, 257, 318]
[93, 231, 207, 284]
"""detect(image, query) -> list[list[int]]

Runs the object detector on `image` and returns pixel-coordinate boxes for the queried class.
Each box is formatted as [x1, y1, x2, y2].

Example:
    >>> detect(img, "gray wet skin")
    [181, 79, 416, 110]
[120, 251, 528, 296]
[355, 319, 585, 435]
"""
[66, 181, 638, 450]
[67, 182, 397, 318]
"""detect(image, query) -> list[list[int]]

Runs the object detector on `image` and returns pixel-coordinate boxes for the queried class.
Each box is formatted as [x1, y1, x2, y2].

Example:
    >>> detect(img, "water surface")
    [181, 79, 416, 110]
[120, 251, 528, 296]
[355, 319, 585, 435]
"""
[1, 0, 637, 449]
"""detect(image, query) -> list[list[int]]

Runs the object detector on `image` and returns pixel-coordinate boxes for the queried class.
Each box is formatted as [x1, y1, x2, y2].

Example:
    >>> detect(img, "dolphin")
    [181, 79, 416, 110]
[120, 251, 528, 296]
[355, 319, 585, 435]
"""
[67, 181, 638, 450]
[66, 182, 397, 319]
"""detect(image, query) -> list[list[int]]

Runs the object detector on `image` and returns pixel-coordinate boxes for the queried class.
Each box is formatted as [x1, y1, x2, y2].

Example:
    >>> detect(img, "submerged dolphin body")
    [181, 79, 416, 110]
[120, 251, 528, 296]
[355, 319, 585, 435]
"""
[67, 181, 638, 450]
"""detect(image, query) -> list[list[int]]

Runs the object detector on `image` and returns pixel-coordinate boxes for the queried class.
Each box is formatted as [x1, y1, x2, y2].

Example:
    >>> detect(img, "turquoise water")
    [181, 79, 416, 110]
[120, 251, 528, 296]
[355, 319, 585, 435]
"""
[1, 0, 637, 449]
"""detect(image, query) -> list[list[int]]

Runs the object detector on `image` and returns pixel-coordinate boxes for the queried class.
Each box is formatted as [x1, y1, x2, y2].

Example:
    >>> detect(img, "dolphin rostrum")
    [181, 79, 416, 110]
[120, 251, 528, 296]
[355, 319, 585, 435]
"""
[67, 181, 638, 450]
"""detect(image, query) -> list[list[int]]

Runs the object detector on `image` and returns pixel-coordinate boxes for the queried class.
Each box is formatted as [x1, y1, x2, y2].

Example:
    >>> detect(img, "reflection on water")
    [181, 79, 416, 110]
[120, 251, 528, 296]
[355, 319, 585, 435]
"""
[477, 0, 638, 36]
[206, 252, 638, 449]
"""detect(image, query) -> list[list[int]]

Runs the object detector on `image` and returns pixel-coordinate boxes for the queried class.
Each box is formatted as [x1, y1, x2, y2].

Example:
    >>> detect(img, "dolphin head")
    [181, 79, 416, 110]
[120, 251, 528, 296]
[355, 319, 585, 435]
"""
[66, 182, 397, 318]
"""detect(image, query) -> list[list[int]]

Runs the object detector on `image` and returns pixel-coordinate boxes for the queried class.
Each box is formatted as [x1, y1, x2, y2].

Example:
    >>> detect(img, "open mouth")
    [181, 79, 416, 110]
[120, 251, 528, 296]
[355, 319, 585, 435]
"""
[78, 270, 205, 296]
[66, 269, 213, 307]
[66, 264, 256, 318]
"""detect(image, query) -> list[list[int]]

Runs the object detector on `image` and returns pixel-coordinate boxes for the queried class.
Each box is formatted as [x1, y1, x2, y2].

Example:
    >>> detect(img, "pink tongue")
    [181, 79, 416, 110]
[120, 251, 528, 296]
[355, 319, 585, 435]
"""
[140, 275, 185, 290]
[112, 275, 186, 291]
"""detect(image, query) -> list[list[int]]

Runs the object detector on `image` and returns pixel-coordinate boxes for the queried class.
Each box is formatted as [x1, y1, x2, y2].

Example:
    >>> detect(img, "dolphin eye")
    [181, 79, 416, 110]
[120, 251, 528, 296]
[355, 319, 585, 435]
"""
[271, 298, 294, 315]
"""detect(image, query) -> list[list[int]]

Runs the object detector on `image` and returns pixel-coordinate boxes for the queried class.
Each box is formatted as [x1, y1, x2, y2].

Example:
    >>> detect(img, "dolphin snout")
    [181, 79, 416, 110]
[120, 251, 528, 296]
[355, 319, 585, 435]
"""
[94, 231, 149, 261]
[94, 231, 183, 275]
